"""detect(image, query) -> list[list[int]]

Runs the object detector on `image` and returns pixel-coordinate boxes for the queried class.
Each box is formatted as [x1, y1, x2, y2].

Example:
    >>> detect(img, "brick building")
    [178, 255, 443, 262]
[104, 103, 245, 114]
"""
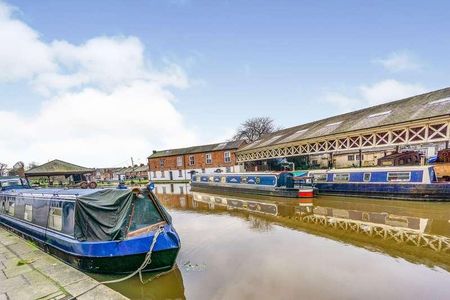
[148, 140, 245, 181]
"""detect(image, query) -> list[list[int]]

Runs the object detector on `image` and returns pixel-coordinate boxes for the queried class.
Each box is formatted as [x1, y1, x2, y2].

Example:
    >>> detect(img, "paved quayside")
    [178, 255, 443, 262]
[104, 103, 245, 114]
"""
[0, 227, 128, 300]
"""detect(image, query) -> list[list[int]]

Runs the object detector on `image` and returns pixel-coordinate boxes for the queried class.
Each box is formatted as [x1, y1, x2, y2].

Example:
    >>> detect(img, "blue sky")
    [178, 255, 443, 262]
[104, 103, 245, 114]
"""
[1, 0, 449, 166]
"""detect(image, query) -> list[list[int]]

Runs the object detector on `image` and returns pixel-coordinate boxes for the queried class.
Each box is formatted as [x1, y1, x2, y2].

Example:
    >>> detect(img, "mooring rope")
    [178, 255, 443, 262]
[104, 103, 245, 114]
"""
[101, 225, 165, 284]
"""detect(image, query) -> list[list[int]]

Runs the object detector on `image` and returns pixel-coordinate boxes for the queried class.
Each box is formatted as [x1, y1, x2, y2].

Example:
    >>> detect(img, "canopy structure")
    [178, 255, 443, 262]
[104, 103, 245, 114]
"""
[25, 159, 94, 177]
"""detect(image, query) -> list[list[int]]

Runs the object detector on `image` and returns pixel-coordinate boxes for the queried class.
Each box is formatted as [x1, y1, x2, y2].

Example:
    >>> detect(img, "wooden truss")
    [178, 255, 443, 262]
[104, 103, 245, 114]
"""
[237, 119, 450, 162]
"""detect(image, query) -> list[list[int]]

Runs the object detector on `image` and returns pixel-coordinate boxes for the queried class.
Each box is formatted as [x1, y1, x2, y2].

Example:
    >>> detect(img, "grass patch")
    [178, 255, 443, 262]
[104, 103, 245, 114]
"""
[17, 259, 34, 266]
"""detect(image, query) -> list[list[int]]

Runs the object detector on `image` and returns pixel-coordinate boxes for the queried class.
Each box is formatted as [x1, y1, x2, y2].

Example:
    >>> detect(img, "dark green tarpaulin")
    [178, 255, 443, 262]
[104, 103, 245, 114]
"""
[74, 189, 134, 241]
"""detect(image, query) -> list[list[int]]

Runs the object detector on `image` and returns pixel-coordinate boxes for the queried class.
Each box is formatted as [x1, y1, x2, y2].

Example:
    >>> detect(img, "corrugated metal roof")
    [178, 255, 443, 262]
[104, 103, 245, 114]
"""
[240, 87, 450, 152]
[149, 140, 245, 159]
[25, 159, 94, 176]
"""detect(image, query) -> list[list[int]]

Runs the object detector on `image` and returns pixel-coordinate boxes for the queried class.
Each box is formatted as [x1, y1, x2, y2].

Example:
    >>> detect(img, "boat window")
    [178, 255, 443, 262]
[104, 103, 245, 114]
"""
[128, 196, 164, 232]
[333, 173, 349, 182]
[24, 204, 32, 222]
[7, 201, 15, 216]
[313, 174, 327, 182]
[387, 172, 411, 182]
[363, 173, 371, 182]
[48, 207, 63, 231]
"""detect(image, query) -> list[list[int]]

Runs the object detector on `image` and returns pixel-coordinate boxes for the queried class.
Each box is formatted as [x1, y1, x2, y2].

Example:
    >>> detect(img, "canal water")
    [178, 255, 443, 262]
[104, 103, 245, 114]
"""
[97, 183, 450, 300]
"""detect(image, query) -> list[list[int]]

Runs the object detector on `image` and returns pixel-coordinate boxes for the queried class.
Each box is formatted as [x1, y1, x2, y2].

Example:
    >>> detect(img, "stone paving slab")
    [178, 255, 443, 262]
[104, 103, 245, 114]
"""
[0, 226, 128, 300]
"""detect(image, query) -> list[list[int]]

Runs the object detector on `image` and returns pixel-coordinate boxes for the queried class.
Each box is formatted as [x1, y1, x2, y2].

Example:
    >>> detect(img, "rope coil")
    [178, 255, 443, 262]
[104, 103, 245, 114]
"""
[102, 225, 165, 284]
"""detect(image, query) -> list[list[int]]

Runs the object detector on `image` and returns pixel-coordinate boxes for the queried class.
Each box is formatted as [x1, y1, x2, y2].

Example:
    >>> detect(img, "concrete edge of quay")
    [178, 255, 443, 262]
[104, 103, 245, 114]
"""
[0, 226, 129, 300]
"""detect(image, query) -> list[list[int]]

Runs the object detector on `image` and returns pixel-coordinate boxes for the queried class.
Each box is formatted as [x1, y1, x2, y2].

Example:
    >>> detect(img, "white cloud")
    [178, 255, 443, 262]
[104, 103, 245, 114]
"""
[324, 79, 426, 112]
[374, 51, 421, 72]
[0, 1, 198, 167]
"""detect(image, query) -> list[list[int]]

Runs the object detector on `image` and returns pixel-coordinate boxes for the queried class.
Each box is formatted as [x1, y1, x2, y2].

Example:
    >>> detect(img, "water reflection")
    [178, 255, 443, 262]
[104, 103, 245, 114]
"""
[104, 183, 450, 299]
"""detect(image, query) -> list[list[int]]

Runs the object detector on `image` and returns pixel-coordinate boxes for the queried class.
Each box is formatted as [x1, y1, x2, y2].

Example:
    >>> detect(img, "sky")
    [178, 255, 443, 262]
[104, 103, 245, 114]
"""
[1, 0, 449, 167]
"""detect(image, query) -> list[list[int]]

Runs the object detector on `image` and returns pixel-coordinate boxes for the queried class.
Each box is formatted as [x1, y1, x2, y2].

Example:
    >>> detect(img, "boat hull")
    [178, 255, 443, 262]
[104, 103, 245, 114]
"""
[191, 183, 308, 198]
[0, 215, 180, 274]
[315, 182, 450, 201]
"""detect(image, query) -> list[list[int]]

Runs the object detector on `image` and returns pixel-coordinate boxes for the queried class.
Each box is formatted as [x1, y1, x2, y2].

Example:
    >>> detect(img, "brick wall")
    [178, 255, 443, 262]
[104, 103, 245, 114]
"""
[148, 149, 238, 172]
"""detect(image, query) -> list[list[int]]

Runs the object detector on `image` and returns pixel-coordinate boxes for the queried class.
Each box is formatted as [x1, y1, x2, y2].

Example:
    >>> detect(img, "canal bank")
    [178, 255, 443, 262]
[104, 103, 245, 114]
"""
[0, 227, 128, 300]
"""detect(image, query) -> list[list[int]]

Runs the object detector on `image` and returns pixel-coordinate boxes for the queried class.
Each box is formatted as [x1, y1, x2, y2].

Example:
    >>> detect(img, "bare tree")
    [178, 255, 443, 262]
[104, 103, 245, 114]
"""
[232, 117, 279, 142]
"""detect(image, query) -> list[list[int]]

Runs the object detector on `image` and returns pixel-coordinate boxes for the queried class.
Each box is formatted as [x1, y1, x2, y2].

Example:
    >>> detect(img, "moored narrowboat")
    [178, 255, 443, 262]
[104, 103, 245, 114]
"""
[308, 165, 450, 201]
[0, 177, 180, 274]
[190, 172, 316, 198]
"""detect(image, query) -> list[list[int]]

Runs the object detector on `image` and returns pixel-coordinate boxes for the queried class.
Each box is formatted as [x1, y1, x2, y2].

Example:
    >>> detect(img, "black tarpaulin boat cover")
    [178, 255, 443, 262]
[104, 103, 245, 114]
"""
[74, 189, 135, 241]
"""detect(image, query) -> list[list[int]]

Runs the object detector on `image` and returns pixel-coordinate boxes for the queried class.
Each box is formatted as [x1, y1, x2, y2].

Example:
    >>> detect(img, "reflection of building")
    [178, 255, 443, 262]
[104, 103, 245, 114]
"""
[148, 141, 245, 181]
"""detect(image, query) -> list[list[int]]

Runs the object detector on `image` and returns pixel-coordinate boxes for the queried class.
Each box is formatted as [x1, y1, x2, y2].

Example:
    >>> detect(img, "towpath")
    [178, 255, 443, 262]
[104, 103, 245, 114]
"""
[0, 227, 128, 300]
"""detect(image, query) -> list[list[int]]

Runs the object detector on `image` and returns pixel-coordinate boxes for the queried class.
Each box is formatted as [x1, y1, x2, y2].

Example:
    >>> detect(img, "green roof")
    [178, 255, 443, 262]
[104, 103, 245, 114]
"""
[25, 159, 94, 177]
[240, 87, 450, 152]
[149, 140, 245, 159]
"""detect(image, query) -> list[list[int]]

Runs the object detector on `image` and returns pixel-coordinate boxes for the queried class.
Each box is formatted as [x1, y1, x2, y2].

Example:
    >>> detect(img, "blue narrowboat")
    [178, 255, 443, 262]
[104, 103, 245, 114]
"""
[0, 177, 180, 274]
[308, 165, 450, 201]
[190, 172, 315, 198]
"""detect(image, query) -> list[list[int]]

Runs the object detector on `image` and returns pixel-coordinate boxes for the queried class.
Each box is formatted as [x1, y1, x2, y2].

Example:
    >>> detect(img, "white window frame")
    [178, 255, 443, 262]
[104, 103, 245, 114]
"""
[189, 155, 195, 166]
[177, 156, 183, 167]
[161, 171, 165, 178]
[159, 159, 165, 167]
[313, 173, 327, 182]
[206, 153, 212, 164]
[333, 173, 349, 182]
[363, 173, 371, 182]
[224, 151, 231, 163]
[7, 201, 15, 216]
[24, 204, 32, 222]
[387, 172, 411, 182]
[48, 207, 62, 231]
[178, 170, 183, 177]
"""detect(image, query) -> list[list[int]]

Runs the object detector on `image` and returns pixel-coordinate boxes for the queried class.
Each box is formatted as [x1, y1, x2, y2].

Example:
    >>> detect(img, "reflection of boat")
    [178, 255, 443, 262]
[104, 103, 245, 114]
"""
[158, 188, 450, 270]
[191, 172, 315, 198]
[308, 166, 450, 201]
[99, 265, 186, 299]
[0, 177, 180, 274]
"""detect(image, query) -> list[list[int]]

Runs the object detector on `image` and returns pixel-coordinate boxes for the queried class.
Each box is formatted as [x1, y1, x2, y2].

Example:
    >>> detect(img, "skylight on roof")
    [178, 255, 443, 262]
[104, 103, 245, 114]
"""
[326, 121, 342, 127]
[429, 97, 450, 105]
[217, 143, 226, 148]
[368, 110, 391, 118]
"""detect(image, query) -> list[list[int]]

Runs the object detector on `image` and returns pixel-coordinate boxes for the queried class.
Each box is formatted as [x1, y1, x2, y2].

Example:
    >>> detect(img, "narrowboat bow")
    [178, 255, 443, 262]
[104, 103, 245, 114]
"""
[0, 177, 180, 274]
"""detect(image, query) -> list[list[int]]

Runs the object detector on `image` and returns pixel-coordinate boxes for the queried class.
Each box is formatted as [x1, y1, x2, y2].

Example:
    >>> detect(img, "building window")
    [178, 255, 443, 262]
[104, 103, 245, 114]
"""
[48, 207, 62, 231]
[333, 173, 349, 182]
[24, 204, 32, 222]
[177, 156, 183, 167]
[224, 151, 231, 163]
[178, 170, 183, 177]
[189, 155, 195, 166]
[226, 167, 231, 173]
[153, 171, 156, 178]
[179, 186, 184, 194]
[363, 173, 371, 182]
[7, 201, 15, 216]
[159, 159, 165, 167]
[206, 153, 212, 164]
[201, 168, 205, 173]
[387, 172, 411, 182]
[348, 155, 355, 161]
[161, 171, 165, 178]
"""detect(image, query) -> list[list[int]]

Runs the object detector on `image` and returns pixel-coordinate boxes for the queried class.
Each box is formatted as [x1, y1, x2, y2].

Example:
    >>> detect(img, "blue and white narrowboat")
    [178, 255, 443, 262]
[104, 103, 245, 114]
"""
[0, 177, 180, 274]
[190, 172, 315, 198]
[308, 165, 450, 201]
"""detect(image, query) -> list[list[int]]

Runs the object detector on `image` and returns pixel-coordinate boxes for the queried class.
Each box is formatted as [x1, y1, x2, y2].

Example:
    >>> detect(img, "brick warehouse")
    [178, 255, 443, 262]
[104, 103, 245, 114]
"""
[148, 140, 246, 181]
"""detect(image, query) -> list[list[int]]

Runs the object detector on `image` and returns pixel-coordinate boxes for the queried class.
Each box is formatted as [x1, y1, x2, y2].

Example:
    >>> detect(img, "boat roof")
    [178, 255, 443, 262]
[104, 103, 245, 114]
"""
[2, 188, 104, 199]
[0, 176, 21, 182]
[197, 172, 280, 176]
[309, 165, 433, 173]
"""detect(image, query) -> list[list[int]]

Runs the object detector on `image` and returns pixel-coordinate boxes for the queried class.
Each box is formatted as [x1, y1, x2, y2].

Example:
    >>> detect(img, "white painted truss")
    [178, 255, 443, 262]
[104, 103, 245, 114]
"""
[237, 118, 450, 162]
